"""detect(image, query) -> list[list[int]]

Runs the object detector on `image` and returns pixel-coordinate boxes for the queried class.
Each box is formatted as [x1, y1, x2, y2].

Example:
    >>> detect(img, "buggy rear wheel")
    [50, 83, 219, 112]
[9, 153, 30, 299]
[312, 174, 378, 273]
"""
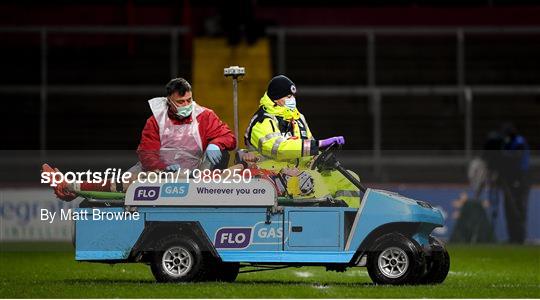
[150, 236, 206, 283]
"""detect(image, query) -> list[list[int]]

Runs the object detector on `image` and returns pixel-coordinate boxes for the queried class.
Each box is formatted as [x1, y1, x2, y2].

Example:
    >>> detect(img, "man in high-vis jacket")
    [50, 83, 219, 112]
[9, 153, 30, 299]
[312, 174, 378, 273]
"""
[244, 75, 361, 207]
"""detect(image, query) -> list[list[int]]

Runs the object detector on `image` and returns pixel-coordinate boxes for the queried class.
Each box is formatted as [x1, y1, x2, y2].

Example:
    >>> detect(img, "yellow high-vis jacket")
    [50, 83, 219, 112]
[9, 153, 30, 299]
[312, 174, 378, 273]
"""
[244, 93, 319, 161]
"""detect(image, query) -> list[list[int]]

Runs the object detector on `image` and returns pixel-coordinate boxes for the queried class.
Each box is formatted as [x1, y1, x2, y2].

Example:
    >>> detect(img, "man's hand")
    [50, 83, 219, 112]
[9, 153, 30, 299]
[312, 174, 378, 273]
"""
[165, 164, 181, 172]
[242, 152, 260, 163]
[205, 143, 222, 165]
[319, 136, 345, 149]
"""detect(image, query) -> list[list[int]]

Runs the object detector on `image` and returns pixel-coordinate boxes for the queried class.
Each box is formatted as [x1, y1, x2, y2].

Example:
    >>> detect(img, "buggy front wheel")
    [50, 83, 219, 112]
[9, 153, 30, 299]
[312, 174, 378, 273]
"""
[367, 232, 425, 285]
[418, 236, 450, 284]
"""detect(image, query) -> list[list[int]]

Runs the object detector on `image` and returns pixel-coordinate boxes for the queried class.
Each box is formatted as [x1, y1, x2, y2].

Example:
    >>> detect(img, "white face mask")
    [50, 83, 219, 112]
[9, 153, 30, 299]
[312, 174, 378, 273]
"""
[285, 96, 296, 110]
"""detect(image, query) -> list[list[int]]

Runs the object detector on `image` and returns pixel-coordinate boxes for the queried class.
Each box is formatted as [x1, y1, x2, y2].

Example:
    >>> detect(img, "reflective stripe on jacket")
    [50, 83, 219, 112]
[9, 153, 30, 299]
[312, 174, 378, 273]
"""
[244, 93, 319, 161]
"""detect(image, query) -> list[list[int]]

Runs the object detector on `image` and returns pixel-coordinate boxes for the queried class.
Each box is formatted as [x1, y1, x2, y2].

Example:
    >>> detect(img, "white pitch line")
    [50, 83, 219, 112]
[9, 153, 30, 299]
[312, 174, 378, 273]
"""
[294, 271, 313, 278]
[448, 271, 474, 276]
[313, 284, 329, 289]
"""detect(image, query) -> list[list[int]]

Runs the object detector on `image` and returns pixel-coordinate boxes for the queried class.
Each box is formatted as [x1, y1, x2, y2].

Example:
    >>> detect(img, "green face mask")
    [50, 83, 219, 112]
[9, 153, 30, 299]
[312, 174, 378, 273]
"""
[176, 102, 193, 118]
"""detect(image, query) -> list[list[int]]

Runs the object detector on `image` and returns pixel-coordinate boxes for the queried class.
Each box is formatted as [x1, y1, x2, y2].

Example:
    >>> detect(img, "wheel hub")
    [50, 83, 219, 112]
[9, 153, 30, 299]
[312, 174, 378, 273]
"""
[162, 246, 193, 277]
[378, 247, 409, 278]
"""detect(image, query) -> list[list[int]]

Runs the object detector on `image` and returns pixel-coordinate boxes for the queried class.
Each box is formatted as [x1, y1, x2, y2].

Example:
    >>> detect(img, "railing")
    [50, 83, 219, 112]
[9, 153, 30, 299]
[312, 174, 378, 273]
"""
[1, 26, 538, 171]
[0, 26, 189, 155]
[267, 26, 540, 171]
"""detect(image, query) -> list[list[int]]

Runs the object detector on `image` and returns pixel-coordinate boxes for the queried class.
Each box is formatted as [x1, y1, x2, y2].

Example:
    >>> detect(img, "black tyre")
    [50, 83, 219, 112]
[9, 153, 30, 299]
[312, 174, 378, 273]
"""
[367, 232, 425, 285]
[150, 235, 206, 283]
[418, 236, 450, 284]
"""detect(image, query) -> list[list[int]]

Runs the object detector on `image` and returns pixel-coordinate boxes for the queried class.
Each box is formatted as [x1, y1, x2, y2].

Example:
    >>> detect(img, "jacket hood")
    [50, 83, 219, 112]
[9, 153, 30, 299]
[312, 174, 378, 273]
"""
[260, 93, 301, 120]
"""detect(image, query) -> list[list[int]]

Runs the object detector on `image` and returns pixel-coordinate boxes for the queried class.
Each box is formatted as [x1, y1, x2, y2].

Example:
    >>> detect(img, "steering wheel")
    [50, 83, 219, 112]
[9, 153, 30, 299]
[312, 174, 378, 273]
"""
[311, 143, 340, 172]
[310, 142, 368, 193]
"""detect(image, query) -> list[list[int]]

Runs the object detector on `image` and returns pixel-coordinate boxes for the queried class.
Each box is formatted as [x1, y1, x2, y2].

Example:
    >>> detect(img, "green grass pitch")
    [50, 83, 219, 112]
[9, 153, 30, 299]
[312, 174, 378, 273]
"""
[0, 243, 538, 298]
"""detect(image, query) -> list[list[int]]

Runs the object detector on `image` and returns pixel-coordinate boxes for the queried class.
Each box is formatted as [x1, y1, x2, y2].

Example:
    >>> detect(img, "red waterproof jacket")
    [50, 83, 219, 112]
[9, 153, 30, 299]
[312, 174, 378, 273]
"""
[137, 107, 236, 171]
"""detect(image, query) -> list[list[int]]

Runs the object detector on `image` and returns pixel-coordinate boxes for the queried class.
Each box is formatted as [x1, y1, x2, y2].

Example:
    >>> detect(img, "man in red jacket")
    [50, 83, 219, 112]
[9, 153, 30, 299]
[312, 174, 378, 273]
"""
[42, 78, 235, 201]
[135, 77, 236, 172]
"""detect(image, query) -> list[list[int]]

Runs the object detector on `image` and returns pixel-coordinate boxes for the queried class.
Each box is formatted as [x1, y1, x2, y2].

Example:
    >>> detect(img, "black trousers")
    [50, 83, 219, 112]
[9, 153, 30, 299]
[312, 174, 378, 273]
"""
[502, 177, 531, 244]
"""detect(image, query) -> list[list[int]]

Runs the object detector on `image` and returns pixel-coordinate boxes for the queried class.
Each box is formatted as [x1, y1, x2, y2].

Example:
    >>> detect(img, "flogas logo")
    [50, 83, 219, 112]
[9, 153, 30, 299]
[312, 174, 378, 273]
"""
[160, 183, 189, 197]
[215, 228, 252, 249]
[214, 222, 289, 249]
[252, 221, 287, 244]
[133, 186, 160, 201]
